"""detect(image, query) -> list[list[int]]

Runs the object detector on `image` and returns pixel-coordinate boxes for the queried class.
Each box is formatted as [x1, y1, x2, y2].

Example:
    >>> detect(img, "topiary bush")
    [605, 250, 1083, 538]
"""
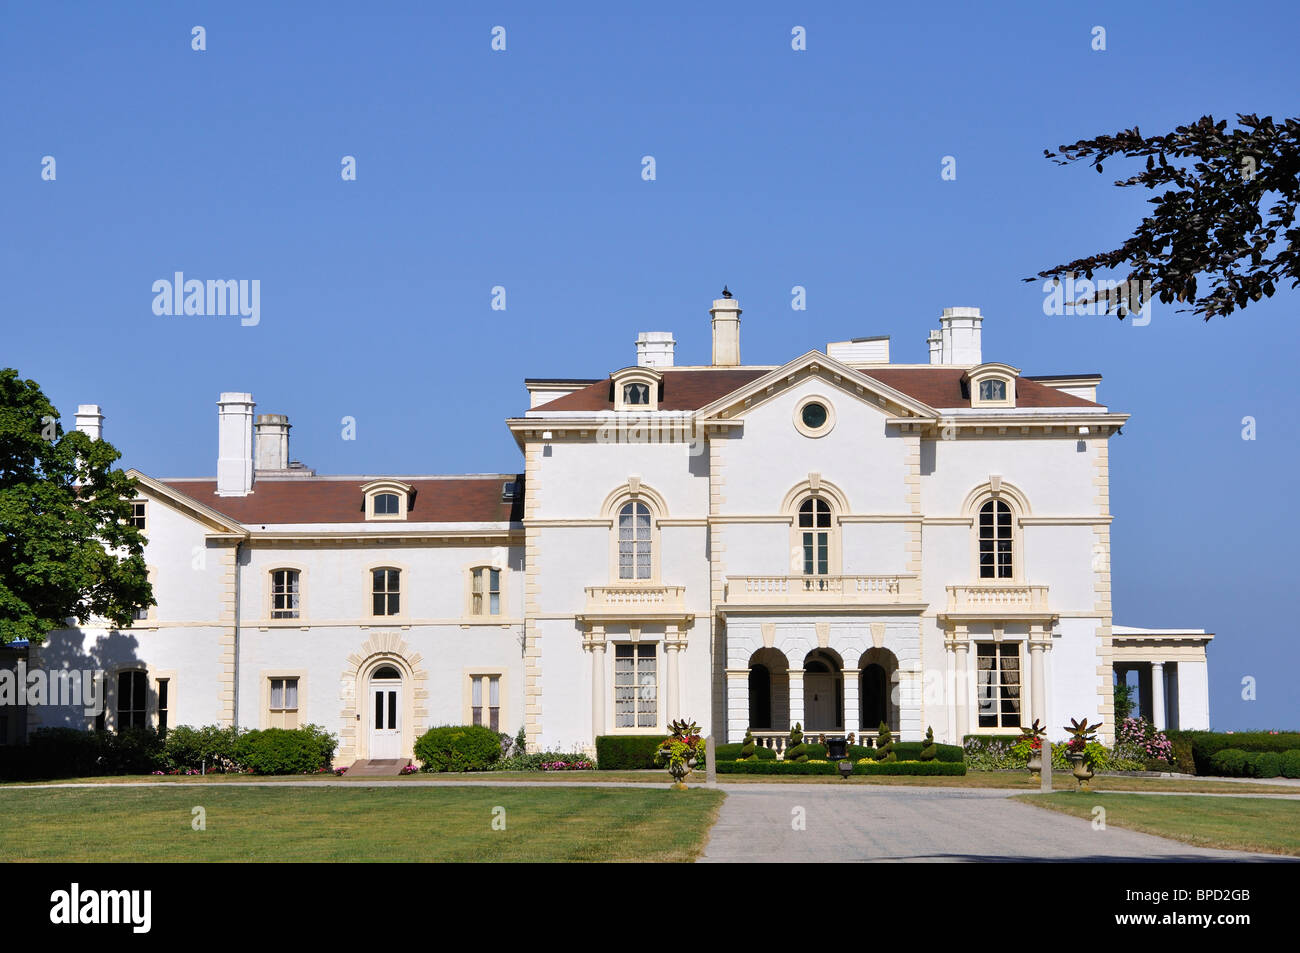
[1280, 750, 1300, 779]
[1251, 752, 1283, 778]
[1208, 748, 1250, 777]
[414, 724, 502, 772]
[784, 722, 808, 762]
[595, 734, 664, 769]
[715, 742, 776, 761]
[919, 726, 937, 762]
[740, 730, 756, 761]
[874, 723, 896, 762]
[233, 725, 336, 775]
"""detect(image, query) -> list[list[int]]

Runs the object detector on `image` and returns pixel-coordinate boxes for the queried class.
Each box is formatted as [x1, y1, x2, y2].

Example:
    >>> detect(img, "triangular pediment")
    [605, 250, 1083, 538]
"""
[695, 351, 940, 422]
[126, 470, 249, 537]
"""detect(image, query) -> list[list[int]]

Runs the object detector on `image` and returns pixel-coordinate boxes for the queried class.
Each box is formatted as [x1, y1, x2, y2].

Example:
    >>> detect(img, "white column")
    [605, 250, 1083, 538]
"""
[1029, 638, 1046, 728]
[788, 670, 805, 730]
[1151, 661, 1166, 730]
[842, 669, 860, 737]
[945, 642, 957, 744]
[953, 637, 970, 742]
[664, 627, 681, 723]
[589, 628, 606, 741]
[725, 669, 749, 743]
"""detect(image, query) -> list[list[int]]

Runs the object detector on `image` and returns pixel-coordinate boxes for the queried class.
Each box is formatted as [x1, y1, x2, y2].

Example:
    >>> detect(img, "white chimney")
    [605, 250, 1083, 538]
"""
[710, 289, 741, 366]
[255, 414, 291, 471]
[938, 307, 983, 365]
[636, 332, 676, 368]
[927, 330, 943, 365]
[827, 336, 890, 365]
[75, 404, 104, 440]
[217, 393, 256, 496]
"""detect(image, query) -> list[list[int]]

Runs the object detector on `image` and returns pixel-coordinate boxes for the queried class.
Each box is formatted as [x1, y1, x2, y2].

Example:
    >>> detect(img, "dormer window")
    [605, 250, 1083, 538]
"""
[611, 366, 663, 412]
[362, 480, 414, 521]
[965, 363, 1020, 409]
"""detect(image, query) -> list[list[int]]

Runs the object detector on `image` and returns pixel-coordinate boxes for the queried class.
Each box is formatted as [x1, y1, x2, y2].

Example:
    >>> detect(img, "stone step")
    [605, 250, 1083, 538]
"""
[345, 758, 408, 777]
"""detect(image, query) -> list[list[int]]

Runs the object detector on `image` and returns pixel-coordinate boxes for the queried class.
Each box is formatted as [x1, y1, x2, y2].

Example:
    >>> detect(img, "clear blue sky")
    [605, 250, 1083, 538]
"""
[3, 2, 1297, 730]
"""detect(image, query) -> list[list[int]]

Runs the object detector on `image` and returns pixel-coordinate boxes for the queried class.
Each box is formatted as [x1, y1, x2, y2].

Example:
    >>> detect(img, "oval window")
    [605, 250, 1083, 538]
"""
[801, 402, 828, 429]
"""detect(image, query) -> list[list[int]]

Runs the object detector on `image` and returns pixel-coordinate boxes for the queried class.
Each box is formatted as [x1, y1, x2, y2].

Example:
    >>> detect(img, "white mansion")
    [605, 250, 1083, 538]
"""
[9, 293, 1213, 762]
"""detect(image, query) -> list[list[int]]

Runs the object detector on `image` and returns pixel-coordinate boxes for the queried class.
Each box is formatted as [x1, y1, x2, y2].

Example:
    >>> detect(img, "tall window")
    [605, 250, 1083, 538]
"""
[157, 678, 170, 734]
[470, 675, 500, 730]
[117, 671, 147, 731]
[372, 568, 401, 616]
[129, 500, 147, 530]
[976, 643, 1021, 729]
[269, 677, 299, 729]
[471, 567, 501, 615]
[798, 497, 832, 580]
[618, 501, 652, 580]
[978, 499, 1014, 578]
[271, 569, 300, 619]
[614, 644, 657, 728]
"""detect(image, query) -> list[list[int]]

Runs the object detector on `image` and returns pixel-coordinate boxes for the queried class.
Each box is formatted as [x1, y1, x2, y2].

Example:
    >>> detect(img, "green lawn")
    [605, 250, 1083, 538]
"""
[0, 785, 723, 862]
[1015, 792, 1300, 856]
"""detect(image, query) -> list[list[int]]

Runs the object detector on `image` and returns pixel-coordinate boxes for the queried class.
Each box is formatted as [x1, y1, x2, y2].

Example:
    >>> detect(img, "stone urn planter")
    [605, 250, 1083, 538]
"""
[667, 757, 697, 790]
[1068, 752, 1094, 791]
[1027, 750, 1042, 783]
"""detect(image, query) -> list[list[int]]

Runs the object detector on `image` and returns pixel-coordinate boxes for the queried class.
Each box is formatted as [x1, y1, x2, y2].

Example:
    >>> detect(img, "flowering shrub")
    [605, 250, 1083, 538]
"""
[965, 738, 1025, 770]
[1116, 717, 1173, 763]
[540, 760, 595, 771]
[400, 763, 418, 775]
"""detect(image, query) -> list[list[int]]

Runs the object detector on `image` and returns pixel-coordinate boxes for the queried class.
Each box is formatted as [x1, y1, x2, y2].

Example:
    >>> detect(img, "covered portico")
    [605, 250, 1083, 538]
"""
[1112, 626, 1214, 731]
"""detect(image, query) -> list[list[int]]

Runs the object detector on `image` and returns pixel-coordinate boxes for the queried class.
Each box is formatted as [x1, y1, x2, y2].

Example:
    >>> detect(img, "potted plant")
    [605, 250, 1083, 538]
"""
[1063, 717, 1102, 791]
[1021, 719, 1047, 782]
[655, 718, 706, 789]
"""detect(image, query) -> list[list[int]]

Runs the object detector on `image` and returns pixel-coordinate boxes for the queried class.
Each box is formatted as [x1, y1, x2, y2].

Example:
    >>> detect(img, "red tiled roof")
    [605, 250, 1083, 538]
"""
[863, 368, 1101, 409]
[529, 366, 1101, 413]
[159, 476, 524, 526]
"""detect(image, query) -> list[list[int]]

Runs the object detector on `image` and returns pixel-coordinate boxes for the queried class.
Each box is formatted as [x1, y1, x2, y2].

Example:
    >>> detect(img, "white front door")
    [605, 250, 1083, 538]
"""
[805, 674, 837, 730]
[369, 679, 402, 759]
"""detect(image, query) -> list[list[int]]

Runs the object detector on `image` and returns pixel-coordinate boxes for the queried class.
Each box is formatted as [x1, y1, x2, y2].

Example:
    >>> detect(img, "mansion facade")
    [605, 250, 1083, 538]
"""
[6, 294, 1213, 761]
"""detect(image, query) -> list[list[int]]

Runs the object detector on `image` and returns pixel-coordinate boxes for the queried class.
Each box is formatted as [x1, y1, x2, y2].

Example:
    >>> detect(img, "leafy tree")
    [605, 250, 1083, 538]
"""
[0, 369, 152, 644]
[1027, 114, 1300, 319]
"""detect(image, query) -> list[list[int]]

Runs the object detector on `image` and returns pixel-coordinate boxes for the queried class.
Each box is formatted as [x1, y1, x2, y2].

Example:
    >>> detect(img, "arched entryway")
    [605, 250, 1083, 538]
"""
[803, 648, 844, 731]
[858, 648, 899, 734]
[747, 648, 789, 730]
[367, 664, 404, 759]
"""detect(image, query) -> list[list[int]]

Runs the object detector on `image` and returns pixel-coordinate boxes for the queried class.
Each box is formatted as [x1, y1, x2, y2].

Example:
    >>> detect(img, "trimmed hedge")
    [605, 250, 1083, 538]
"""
[1166, 731, 1300, 775]
[595, 734, 664, 770]
[715, 742, 776, 761]
[1207, 747, 1300, 779]
[894, 742, 964, 763]
[716, 759, 967, 776]
[233, 725, 337, 775]
[414, 725, 501, 772]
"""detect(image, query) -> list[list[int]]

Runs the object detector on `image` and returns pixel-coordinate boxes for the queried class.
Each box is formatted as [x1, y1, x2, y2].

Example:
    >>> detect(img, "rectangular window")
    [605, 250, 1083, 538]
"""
[372, 568, 400, 616]
[614, 644, 657, 729]
[269, 677, 299, 729]
[117, 671, 147, 731]
[271, 569, 300, 619]
[976, 643, 1021, 729]
[130, 500, 147, 530]
[470, 675, 501, 731]
[157, 678, 170, 734]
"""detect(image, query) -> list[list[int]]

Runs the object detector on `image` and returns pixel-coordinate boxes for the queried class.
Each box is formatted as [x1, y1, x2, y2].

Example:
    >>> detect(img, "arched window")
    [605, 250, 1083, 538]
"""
[618, 501, 652, 580]
[978, 499, 1014, 579]
[373, 492, 400, 515]
[623, 382, 650, 405]
[798, 497, 833, 578]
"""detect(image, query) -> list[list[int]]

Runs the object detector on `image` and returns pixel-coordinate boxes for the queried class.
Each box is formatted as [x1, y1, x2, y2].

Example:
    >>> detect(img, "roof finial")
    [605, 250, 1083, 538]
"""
[721, 285, 732, 299]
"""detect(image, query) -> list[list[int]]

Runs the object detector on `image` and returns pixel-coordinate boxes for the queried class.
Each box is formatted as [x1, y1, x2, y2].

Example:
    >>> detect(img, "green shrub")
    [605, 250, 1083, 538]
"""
[715, 742, 776, 761]
[894, 741, 964, 763]
[20, 727, 103, 779]
[1209, 748, 1250, 777]
[414, 724, 501, 772]
[1170, 736, 1196, 774]
[1251, 752, 1283, 778]
[233, 726, 336, 775]
[594, 734, 664, 770]
[98, 727, 166, 775]
[1166, 731, 1300, 775]
[163, 724, 242, 772]
[493, 750, 593, 771]
[874, 723, 895, 762]
[919, 726, 937, 761]
[784, 723, 808, 762]
[1280, 750, 1300, 779]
